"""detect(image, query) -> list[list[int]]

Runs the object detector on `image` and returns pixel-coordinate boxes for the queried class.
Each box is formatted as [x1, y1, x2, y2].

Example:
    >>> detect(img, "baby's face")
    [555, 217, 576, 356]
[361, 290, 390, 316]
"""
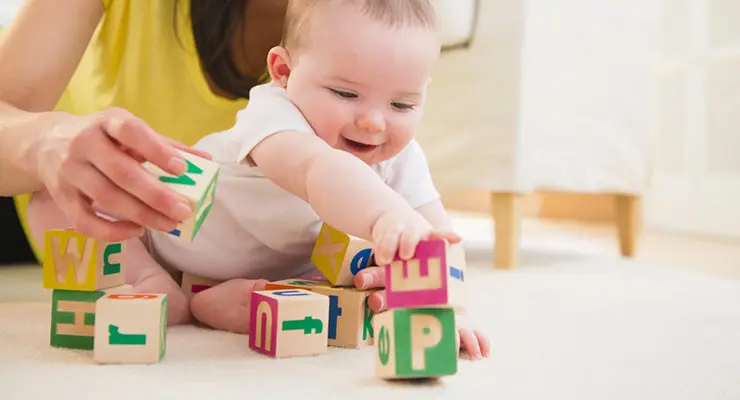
[284, 4, 440, 165]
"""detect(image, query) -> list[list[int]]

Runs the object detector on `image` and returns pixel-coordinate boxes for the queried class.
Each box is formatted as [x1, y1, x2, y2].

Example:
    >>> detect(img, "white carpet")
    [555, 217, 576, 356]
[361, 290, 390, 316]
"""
[1, 248, 739, 399]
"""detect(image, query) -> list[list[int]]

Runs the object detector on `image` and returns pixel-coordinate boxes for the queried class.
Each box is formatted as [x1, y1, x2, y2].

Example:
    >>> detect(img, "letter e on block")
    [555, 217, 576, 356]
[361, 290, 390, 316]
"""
[42, 229, 126, 291]
[374, 308, 457, 379]
[249, 289, 329, 358]
[93, 293, 168, 364]
[384, 238, 466, 310]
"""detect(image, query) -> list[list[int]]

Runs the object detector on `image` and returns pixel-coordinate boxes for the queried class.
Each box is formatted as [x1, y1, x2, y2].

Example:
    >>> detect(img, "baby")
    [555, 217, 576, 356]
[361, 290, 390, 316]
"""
[28, 0, 489, 360]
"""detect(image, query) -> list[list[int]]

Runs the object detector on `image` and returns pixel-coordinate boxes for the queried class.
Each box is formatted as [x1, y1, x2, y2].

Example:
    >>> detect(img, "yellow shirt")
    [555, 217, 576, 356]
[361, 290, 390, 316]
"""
[14, 0, 261, 261]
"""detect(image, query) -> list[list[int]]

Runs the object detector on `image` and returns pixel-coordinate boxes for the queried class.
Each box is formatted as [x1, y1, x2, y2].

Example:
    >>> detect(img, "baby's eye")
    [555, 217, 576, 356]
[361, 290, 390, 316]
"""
[391, 102, 414, 111]
[330, 89, 357, 99]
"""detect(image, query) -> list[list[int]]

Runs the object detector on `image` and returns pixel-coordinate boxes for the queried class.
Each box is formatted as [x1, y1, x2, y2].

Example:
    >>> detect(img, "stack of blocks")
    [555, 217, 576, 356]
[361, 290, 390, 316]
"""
[248, 223, 379, 358]
[44, 150, 220, 364]
[374, 237, 467, 380]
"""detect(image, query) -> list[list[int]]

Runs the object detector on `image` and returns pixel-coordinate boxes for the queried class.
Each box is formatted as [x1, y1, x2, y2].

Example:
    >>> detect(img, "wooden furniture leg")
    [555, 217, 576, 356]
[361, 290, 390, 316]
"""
[491, 192, 521, 269]
[615, 194, 641, 257]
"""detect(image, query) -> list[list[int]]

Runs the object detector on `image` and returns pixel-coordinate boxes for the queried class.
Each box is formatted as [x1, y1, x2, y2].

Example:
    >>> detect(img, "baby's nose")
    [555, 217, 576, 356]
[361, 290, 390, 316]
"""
[356, 111, 385, 133]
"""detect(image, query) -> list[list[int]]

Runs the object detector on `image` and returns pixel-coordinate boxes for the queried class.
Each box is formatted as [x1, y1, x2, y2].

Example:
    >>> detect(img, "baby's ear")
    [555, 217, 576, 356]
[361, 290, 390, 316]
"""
[266, 46, 292, 87]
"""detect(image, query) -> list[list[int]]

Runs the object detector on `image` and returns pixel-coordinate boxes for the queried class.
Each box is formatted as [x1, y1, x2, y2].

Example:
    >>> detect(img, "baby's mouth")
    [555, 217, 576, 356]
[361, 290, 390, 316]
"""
[343, 137, 377, 153]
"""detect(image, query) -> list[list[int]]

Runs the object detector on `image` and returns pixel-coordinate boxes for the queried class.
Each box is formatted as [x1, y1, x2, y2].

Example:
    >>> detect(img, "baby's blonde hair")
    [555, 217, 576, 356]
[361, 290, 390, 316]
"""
[282, 0, 439, 50]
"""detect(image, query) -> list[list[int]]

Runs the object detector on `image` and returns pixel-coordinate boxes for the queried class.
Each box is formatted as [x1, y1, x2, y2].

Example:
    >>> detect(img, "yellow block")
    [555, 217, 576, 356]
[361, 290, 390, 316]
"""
[311, 223, 375, 286]
[42, 229, 127, 292]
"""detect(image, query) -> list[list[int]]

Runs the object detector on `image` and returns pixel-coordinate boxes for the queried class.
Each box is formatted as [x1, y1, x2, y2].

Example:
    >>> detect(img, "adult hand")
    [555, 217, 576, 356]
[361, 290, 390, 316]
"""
[33, 107, 212, 242]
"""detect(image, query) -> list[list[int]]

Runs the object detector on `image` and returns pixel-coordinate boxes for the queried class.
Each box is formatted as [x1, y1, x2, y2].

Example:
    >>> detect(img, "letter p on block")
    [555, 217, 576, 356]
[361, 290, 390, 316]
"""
[373, 308, 457, 379]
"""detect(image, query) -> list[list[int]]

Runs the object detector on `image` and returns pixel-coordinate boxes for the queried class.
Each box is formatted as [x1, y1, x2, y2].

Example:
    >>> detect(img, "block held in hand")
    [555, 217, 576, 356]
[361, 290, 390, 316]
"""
[142, 149, 219, 242]
[384, 238, 466, 310]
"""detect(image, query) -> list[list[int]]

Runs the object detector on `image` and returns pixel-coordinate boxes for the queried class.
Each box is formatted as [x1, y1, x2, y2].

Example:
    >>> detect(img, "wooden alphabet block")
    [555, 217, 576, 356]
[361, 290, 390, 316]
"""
[374, 308, 457, 379]
[142, 149, 219, 242]
[249, 289, 329, 358]
[311, 223, 375, 286]
[180, 271, 222, 300]
[266, 278, 377, 348]
[42, 229, 126, 291]
[93, 293, 168, 364]
[50, 284, 134, 350]
[384, 238, 466, 310]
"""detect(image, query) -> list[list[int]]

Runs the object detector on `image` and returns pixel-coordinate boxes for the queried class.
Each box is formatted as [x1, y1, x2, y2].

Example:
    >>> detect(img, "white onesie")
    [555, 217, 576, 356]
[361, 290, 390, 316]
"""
[145, 82, 441, 282]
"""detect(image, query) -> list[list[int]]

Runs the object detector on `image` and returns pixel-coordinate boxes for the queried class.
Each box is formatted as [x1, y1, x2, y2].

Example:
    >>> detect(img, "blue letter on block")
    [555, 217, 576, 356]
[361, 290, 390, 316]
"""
[350, 248, 373, 275]
[273, 290, 309, 297]
[328, 295, 342, 339]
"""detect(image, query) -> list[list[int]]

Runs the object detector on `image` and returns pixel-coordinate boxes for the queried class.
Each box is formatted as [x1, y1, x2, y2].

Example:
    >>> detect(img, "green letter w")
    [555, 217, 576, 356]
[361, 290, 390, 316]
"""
[159, 159, 203, 186]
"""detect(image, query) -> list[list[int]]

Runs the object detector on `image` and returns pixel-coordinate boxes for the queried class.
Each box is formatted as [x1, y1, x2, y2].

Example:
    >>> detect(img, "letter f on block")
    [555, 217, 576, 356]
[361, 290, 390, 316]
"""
[389, 258, 443, 293]
[410, 314, 442, 371]
[254, 301, 273, 352]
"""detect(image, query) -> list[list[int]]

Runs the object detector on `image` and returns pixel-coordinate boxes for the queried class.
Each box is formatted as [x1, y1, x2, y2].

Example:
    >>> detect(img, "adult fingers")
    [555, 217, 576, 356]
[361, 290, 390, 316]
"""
[100, 109, 188, 177]
[83, 127, 193, 226]
[354, 266, 386, 289]
[163, 136, 213, 160]
[69, 160, 180, 233]
[54, 184, 144, 242]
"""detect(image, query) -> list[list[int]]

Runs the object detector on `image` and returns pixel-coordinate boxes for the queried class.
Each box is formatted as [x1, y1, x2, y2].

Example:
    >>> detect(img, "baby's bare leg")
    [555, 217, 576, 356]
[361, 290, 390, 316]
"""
[27, 190, 190, 325]
[190, 278, 269, 334]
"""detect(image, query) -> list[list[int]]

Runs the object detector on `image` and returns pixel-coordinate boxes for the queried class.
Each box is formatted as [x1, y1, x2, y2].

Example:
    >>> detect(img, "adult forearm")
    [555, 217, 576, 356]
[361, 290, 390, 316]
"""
[304, 149, 413, 241]
[0, 101, 52, 195]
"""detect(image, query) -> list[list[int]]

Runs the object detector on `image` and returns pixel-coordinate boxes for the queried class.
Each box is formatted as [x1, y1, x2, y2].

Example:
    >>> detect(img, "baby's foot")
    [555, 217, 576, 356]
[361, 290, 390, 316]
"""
[190, 278, 269, 334]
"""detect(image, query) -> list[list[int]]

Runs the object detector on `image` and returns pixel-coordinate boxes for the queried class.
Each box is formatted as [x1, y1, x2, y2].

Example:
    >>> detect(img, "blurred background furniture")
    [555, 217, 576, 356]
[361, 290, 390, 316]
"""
[425, 0, 659, 268]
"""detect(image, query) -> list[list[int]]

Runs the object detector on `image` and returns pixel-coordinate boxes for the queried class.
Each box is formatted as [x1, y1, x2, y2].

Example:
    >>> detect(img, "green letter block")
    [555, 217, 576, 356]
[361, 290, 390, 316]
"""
[374, 308, 457, 379]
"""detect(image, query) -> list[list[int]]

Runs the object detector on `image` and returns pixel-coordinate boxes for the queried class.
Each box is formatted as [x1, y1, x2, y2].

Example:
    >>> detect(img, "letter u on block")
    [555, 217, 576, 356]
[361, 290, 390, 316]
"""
[249, 293, 278, 357]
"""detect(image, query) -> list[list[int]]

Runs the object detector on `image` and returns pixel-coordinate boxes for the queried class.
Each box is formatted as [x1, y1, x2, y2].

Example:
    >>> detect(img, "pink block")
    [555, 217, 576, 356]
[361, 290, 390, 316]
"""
[249, 292, 278, 357]
[384, 239, 448, 309]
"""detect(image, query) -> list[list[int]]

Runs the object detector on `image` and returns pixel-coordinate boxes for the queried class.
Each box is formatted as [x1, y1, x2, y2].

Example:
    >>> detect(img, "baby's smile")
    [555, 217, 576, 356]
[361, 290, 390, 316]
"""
[342, 136, 378, 153]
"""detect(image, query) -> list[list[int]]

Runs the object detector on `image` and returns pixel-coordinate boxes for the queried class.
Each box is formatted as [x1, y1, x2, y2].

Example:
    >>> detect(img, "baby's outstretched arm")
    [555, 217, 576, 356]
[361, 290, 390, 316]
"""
[250, 130, 451, 264]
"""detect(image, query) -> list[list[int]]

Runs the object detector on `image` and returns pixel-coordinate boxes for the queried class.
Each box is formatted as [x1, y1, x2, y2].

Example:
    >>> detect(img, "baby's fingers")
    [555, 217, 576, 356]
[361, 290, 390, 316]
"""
[374, 228, 402, 266]
[427, 230, 462, 244]
[398, 228, 422, 260]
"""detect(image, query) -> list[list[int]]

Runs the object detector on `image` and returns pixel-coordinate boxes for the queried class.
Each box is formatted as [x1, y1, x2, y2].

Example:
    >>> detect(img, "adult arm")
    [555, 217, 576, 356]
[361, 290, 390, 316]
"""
[0, 0, 202, 242]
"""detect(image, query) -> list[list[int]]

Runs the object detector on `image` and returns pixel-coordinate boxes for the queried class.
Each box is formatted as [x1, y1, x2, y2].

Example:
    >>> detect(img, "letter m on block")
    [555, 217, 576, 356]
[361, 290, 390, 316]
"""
[158, 159, 203, 186]
[43, 230, 95, 290]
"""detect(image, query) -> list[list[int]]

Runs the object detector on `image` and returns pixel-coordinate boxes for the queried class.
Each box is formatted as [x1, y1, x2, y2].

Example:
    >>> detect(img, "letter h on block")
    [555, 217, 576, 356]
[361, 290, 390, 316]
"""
[141, 149, 219, 242]
[249, 289, 329, 358]
[93, 293, 168, 364]
[384, 238, 466, 310]
[42, 229, 126, 291]
[374, 308, 457, 379]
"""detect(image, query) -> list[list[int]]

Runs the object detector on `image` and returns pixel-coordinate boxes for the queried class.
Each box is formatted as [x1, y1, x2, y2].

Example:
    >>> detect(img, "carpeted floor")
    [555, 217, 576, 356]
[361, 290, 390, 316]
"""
[2, 212, 740, 399]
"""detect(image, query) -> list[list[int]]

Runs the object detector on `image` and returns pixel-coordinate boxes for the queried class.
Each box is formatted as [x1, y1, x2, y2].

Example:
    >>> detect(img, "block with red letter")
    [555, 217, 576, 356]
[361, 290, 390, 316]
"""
[142, 149, 219, 242]
[93, 293, 168, 364]
[384, 238, 466, 310]
[42, 229, 126, 291]
[49, 284, 134, 350]
[311, 223, 375, 286]
[265, 279, 377, 348]
[249, 289, 329, 358]
[180, 271, 222, 300]
[374, 308, 458, 379]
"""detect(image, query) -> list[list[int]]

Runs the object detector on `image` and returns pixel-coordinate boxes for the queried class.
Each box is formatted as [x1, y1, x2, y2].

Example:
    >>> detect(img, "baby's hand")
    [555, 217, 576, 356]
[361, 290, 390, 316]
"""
[370, 208, 461, 266]
[354, 266, 489, 361]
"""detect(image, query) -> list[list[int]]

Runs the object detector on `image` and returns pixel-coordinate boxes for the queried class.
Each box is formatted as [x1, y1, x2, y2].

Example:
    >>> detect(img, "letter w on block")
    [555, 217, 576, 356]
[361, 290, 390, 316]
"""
[385, 240, 448, 309]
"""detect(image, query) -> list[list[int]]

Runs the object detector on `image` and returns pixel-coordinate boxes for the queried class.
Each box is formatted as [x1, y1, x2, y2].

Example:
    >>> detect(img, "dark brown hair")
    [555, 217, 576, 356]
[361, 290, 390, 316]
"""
[175, 0, 266, 100]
